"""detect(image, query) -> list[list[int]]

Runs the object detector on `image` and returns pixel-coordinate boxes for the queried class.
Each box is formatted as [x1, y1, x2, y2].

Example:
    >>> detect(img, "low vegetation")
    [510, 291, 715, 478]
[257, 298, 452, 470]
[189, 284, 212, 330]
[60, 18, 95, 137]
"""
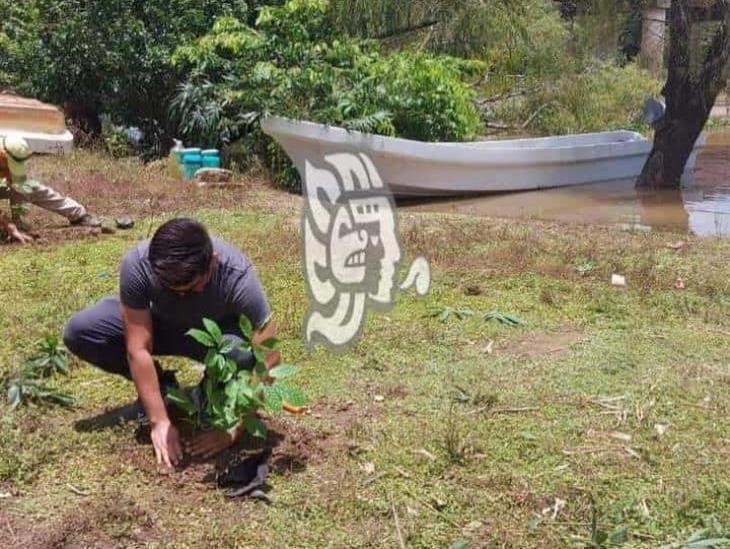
[488, 62, 661, 136]
[5, 335, 75, 409]
[0, 153, 728, 547]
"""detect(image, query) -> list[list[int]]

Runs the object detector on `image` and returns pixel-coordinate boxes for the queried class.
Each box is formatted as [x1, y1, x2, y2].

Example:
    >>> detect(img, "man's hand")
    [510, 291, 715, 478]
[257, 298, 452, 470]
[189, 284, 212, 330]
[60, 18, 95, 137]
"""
[3, 221, 33, 244]
[187, 426, 241, 459]
[151, 419, 183, 468]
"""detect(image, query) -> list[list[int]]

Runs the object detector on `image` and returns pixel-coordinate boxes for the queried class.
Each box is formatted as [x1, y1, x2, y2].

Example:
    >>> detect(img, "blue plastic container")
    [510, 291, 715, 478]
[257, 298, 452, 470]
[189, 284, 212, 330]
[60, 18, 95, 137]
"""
[202, 149, 221, 169]
[181, 148, 202, 180]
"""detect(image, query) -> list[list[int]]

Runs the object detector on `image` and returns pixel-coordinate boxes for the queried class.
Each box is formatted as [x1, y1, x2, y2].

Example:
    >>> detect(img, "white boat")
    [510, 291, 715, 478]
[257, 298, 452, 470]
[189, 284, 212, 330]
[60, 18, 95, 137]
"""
[262, 116, 705, 197]
[0, 94, 74, 154]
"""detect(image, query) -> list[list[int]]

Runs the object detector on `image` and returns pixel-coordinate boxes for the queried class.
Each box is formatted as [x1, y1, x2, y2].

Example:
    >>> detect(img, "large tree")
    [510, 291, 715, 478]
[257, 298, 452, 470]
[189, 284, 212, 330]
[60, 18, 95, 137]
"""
[637, 0, 729, 189]
[2, 0, 255, 150]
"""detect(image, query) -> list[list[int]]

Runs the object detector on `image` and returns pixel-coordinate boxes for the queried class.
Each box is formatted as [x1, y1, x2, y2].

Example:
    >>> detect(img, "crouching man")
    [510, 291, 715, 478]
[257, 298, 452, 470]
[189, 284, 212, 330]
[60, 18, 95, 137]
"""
[64, 218, 278, 467]
[1, 135, 99, 242]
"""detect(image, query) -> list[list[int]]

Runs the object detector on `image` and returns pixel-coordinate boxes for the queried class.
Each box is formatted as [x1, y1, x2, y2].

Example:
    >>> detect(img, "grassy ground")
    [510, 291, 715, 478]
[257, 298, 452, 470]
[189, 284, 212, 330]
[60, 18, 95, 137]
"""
[0, 152, 729, 548]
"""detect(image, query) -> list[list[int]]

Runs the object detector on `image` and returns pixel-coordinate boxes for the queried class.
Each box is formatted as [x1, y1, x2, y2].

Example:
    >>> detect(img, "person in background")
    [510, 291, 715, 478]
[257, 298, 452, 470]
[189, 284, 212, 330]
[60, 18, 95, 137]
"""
[0, 135, 100, 242]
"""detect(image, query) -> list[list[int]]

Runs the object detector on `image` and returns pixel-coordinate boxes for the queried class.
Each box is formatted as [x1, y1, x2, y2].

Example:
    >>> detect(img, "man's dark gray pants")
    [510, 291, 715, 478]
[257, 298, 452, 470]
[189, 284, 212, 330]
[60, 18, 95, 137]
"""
[63, 296, 253, 380]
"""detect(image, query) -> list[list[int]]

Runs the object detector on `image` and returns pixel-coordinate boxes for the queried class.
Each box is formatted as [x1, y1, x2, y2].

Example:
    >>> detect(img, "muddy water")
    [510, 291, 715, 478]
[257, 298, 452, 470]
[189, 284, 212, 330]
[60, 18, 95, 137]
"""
[401, 132, 730, 237]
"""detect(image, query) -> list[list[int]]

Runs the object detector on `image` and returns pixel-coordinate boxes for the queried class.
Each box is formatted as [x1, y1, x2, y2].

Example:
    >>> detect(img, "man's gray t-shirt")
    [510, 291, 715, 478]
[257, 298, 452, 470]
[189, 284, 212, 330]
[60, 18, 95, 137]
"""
[119, 237, 271, 332]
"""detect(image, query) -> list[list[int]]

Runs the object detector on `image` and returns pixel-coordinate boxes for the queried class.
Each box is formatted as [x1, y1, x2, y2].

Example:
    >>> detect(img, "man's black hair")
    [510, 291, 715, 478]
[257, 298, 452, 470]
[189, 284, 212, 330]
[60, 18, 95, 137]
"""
[149, 218, 213, 289]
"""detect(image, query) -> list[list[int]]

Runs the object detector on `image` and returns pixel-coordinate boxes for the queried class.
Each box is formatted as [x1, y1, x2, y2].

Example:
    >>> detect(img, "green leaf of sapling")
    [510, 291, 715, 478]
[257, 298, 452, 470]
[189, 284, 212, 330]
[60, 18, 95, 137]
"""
[277, 384, 308, 407]
[202, 318, 223, 345]
[166, 388, 197, 417]
[244, 415, 267, 438]
[187, 328, 216, 348]
[259, 337, 280, 351]
[268, 364, 298, 379]
[238, 315, 253, 341]
[262, 385, 283, 414]
[218, 339, 236, 355]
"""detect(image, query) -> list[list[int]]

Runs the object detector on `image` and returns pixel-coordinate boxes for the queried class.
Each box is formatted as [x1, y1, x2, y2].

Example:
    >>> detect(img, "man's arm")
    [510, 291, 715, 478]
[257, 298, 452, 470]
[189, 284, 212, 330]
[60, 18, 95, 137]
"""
[122, 305, 182, 467]
[252, 320, 280, 371]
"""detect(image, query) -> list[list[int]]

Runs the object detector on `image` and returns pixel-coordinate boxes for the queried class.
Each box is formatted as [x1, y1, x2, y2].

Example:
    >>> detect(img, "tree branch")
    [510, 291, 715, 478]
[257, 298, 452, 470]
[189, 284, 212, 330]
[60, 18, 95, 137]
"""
[375, 19, 439, 40]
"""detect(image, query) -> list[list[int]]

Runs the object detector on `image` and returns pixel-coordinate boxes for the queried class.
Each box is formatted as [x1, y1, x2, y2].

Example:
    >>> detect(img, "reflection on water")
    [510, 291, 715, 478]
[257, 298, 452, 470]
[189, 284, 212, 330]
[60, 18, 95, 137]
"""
[401, 134, 730, 238]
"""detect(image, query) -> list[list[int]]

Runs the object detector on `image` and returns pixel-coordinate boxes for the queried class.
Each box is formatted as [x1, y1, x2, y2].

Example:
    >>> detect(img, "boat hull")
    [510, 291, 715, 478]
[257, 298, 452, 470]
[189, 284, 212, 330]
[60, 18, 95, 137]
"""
[0, 94, 74, 154]
[262, 117, 705, 197]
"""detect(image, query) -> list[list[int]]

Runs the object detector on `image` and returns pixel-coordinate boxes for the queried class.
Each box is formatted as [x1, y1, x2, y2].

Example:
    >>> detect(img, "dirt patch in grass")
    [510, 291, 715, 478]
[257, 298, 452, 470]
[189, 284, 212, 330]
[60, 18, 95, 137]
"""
[500, 328, 586, 360]
[0, 493, 157, 549]
[312, 399, 380, 430]
[0, 151, 302, 247]
[111, 403, 369, 495]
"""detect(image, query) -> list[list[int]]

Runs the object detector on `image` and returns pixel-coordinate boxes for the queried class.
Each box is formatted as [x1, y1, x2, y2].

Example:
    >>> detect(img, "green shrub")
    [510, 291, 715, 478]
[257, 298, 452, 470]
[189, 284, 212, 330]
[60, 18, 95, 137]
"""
[493, 62, 662, 135]
[170, 1, 483, 190]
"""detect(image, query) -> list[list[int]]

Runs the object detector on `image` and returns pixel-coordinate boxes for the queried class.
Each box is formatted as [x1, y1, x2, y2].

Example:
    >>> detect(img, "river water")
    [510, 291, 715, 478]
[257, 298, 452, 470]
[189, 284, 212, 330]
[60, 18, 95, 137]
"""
[401, 132, 730, 237]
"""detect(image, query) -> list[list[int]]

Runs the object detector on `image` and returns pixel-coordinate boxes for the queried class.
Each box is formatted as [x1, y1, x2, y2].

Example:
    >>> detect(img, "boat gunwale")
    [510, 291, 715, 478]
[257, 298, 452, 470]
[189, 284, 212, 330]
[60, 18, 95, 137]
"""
[261, 116, 653, 167]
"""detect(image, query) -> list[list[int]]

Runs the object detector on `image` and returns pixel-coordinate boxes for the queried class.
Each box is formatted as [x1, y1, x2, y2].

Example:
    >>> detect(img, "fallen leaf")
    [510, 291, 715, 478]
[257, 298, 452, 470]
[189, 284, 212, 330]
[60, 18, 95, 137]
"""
[654, 423, 668, 436]
[666, 240, 685, 250]
[483, 340, 494, 355]
[611, 274, 627, 287]
[542, 498, 566, 520]
[373, 395, 385, 402]
[414, 448, 436, 461]
[608, 431, 632, 443]
[360, 462, 375, 474]
[674, 277, 685, 290]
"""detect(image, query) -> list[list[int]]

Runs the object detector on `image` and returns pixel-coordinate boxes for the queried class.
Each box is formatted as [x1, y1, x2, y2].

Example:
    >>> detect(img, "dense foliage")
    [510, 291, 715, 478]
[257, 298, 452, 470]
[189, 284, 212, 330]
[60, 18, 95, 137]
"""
[170, 0, 483, 189]
[1, 0, 662, 189]
[491, 62, 661, 135]
[329, 0, 571, 77]
[0, 1, 262, 152]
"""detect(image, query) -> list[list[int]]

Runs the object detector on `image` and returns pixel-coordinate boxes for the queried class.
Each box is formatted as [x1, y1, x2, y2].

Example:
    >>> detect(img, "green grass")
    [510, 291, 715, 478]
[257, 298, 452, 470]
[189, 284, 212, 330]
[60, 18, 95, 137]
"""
[1, 165, 729, 547]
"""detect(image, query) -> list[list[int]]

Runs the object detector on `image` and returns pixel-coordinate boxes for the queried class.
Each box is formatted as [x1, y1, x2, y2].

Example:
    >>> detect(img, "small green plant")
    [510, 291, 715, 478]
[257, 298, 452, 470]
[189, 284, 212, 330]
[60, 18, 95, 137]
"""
[5, 334, 75, 409]
[6, 373, 76, 409]
[482, 310, 526, 327]
[26, 335, 69, 378]
[575, 258, 596, 276]
[167, 315, 307, 438]
[430, 306, 476, 323]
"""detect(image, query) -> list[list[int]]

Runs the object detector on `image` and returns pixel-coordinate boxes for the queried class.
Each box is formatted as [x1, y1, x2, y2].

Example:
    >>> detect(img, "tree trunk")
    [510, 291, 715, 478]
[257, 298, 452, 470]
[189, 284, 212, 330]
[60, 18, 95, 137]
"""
[637, 0, 729, 189]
